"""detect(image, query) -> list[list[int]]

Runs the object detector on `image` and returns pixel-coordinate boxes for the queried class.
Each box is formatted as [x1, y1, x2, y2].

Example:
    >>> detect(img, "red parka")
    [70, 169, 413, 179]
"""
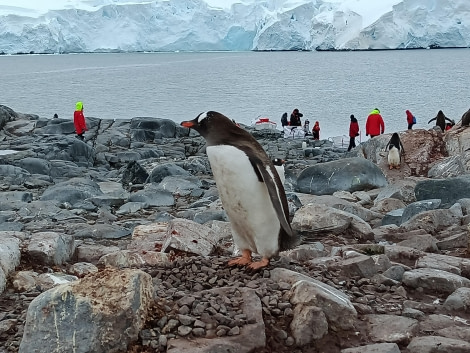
[349, 121, 359, 137]
[365, 109, 384, 136]
[406, 110, 414, 125]
[74, 101, 87, 135]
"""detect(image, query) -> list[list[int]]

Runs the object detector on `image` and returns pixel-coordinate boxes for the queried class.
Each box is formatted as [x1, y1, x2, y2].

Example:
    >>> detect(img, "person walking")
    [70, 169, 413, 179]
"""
[74, 101, 88, 140]
[348, 114, 359, 151]
[289, 108, 303, 127]
[365, 108, 384, 138]
[406, 110, 416, 130]
[312, 121, 320, 140]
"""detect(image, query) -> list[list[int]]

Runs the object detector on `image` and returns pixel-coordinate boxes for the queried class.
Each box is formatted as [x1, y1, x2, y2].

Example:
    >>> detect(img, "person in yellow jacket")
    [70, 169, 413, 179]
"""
[73, 101, 88, 140]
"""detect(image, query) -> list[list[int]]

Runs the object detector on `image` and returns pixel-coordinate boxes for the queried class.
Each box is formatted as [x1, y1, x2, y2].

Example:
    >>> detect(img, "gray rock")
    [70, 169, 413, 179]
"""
[381, 209, 404, 226]
[271, 268, 357, 330]
[402, 268, 470, 295]
[19, 269, 153, 353]
[428, 155, 467, 178]
[128, 187, 174, 207]
[415, 175, 470, 208]
[443, 287, 470, 312]
[399, 208, 462, 233]
[407, 336, 470, 353]
[121, 160, 149, 188]
[40, 177, 103, 205]
[341, 343, 401, 353]
[72, 223, 131, 240]
[401, 199, 442, 224]
[26, 232, 75, 266]
[290, 305, 328, 345]
[0, 235, 21, 293]
[15, 157, 52, 175]
[375, 179, 417, 204]
[296, 157, 387, 195]
[162, 219, 216, 257]
[366, 314, 418, 345]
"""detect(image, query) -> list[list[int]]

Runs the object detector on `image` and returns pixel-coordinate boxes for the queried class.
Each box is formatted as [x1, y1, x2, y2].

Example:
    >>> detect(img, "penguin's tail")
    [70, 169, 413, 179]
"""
[279, 228, 301, 251]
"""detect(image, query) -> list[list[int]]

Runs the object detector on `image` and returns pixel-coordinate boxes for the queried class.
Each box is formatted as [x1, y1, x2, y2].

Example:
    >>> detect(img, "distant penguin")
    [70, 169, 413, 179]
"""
[180, 111, 298, 270]
[428, 110, 453, 131]
[385, 133, 404, 170]
[461, 108, 470, 127]
[272, 158, 285, 184]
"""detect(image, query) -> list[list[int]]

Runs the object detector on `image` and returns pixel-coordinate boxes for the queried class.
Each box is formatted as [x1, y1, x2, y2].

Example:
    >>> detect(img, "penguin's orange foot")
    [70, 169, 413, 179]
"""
[228, 249, 252, 267]
[228, 257, 252, 266]
[247, 258, 270, 270]
[389, 165, 393, 170]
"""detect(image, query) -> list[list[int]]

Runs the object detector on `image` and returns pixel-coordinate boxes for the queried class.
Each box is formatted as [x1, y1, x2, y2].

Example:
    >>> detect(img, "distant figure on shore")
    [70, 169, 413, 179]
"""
[365, 108, 384, 138]
[74, 101, 88, 140]
[53, 113, 58, 119]
[281, 112, 289, 127]
[303, 119, 310, 135]
[348, 114, 359, 151]
[445, 122, 455, 131]
[290, 108, 303, 127]
[428, 110, 453, 132]
[406, 110, 416, 130]
[312, 121, 320, 140]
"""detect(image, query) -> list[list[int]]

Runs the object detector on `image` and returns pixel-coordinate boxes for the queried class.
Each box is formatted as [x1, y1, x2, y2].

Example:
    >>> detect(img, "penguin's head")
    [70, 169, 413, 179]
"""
[272, 158, 285, 166]
[181, 111, 239, 142]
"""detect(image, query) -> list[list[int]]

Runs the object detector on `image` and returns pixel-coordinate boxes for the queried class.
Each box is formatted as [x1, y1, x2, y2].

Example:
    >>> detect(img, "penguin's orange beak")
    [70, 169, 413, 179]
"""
[181, 121, 195, 128]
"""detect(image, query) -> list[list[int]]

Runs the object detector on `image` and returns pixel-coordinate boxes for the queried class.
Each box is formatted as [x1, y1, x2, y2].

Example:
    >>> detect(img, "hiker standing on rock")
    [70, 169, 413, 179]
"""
[74, 101, 88, 140]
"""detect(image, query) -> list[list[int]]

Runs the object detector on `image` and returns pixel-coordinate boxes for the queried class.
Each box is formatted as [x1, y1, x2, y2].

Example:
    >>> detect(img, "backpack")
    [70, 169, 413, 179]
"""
[412, 115, 416, 124]
[281, 112, 288, 126]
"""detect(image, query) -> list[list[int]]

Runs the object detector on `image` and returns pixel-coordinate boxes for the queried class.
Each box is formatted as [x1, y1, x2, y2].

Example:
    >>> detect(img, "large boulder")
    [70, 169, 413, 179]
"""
[296, 157, 387, 195]
[0, 105, 18, 130]
[19, 268, 153, 353]
[415, 175, 470, 208]
[40, 177, 103, 205]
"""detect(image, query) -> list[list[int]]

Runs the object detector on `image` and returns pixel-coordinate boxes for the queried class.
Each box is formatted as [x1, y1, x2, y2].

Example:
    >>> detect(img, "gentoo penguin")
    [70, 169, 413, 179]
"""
[461, 108, 470, 127]
[385, 132, 404, 170]
[272, 158, 285, 184]
[428, 110, 453, 131]
[181, 111, 297, 270]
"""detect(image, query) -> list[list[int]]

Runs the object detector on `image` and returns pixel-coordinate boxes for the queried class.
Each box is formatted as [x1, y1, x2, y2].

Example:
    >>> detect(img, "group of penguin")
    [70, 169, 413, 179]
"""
[181, 108, 470, 270]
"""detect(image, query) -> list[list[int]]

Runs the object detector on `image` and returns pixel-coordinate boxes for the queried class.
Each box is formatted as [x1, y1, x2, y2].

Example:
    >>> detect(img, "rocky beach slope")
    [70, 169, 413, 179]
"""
[1, 105, 470, 353]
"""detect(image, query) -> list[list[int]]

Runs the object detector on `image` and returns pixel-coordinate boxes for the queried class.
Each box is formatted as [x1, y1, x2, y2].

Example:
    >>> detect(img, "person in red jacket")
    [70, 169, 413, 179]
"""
[365, 108, 384, 138]
[348, 114, 359, 151]
[312, 121, 320, 140]
[74, 101, 88, 140]
[406, 110, 416, 130]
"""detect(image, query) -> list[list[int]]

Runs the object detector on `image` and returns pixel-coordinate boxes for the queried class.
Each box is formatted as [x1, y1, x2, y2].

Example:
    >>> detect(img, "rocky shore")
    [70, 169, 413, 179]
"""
[1, 104, 470, 353]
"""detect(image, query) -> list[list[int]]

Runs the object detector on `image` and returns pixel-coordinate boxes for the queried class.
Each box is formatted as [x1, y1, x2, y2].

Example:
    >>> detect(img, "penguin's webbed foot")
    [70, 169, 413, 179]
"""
[247, 257, 270, 271]
[228, 249, 252, 267]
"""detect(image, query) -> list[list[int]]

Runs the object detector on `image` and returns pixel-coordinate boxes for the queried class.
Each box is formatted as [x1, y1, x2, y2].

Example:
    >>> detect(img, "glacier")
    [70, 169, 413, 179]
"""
[0, 0, 469, 54]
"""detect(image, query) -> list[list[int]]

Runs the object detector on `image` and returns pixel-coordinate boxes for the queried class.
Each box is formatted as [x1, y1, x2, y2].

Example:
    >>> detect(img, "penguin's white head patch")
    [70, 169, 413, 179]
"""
[197, 111, 210, 123]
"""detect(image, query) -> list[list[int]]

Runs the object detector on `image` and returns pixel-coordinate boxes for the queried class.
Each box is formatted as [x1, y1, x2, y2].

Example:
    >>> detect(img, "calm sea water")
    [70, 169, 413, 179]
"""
[0, 50, 469, 139]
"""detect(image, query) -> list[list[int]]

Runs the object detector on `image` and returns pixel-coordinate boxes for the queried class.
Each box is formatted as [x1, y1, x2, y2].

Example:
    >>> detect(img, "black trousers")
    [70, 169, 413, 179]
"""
[347, 137, 356, 151]
[408, 123, 413, 130]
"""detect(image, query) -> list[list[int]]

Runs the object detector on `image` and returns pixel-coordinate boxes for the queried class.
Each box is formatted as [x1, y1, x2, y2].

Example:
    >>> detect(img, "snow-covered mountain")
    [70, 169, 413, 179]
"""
[0, 0, 469, 54]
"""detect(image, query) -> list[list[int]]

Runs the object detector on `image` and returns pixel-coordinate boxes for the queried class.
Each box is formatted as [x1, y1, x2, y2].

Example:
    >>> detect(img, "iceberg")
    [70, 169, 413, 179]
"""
[0, 0, 468, 54]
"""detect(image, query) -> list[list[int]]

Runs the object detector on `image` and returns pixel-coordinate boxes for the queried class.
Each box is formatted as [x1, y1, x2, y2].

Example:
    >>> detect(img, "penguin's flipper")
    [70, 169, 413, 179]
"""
[428, 117, 436, 124]
[249, 157, 293, 237]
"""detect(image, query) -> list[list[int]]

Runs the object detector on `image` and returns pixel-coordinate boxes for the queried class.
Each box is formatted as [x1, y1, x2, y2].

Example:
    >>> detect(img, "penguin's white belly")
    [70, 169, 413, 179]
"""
[388, 146, 400, 167]
[207, 145, 280, 258]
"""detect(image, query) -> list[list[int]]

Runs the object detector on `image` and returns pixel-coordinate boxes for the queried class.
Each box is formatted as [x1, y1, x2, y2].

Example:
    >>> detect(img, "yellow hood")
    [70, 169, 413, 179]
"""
[75, 101, 83, 111]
